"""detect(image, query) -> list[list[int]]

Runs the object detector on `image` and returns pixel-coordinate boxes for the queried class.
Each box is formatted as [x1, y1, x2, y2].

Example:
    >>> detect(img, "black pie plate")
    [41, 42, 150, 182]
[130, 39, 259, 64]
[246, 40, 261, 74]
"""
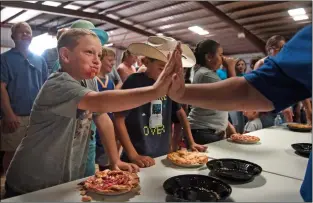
[287, 124, 312, 132]
[206, 159, 262, 181]
[163, 174, 232, 202]
[291, 143, 312, 156]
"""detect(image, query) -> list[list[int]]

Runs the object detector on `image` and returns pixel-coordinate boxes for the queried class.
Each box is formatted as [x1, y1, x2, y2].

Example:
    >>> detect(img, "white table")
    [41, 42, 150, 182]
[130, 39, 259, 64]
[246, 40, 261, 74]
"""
[205, 127, 311, 180]
[3, 156, 304, 202]
[2, 127, 308, 202]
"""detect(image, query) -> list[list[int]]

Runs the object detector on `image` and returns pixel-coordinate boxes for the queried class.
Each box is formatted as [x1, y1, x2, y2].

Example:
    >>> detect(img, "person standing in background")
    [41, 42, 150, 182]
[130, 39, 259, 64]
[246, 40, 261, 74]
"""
[117, 50, 137, 82]
[0, 22, 48, 173]
[41, 28, 68, 75]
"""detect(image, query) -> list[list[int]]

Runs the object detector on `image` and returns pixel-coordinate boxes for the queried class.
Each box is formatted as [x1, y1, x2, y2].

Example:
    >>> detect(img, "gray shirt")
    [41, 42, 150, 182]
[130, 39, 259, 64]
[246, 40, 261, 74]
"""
[42, 48, 58, 75]
[244, 118, 263, 132]
[188, 66, 228, 131]
[108, 66, 122, 85]
[6, 72, 98, 194]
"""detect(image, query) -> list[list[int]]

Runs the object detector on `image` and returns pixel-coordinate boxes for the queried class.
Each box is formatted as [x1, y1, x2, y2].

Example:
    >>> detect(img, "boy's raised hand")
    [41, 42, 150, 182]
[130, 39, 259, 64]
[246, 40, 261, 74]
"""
[153, 43, 182, 96]
[168, 44, 185, 102]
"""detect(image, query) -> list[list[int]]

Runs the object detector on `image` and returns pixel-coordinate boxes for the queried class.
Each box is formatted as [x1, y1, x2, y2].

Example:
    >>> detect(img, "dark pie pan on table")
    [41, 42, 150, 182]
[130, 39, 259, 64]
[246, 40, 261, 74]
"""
[287, 124, 312, 132]
[206, 159, 262, 181]
[163, 174, 232, 202]
[291, 143, 312, 156]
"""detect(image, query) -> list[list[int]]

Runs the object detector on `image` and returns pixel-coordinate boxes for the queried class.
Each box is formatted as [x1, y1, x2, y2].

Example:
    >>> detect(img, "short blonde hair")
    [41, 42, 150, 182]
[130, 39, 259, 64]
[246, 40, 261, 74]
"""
[101, 46, 116, 60]
[57, 28, 98, 51]
[11, 22, 31, 36]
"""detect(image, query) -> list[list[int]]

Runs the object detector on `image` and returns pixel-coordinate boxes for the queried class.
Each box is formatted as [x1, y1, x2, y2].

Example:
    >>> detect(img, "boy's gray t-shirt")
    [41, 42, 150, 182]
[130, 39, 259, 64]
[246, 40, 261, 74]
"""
[188, 66, 228, 131]
[244, 118, 263, 132]
[6, 72, 98, 194]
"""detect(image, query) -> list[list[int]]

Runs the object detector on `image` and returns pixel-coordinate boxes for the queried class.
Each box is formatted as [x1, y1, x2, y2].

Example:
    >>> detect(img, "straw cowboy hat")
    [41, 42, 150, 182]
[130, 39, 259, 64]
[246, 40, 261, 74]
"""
[127, 36, 196, 68]
[70, 20, 109, 45]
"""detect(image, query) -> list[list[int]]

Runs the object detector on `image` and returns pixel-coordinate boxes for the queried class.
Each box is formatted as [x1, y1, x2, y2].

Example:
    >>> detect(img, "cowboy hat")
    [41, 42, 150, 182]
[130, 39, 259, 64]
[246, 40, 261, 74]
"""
[127, 36, 196, 68]
[70, 20, 109, 46]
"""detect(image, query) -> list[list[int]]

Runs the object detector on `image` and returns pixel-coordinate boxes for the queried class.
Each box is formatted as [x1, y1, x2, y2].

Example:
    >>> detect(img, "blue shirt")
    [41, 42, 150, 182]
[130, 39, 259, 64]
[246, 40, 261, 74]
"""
[95, 76, 115, 150]
[0, 49, 48, 116]
[216, 69, 227, 80]
[244, 25, 312, 202]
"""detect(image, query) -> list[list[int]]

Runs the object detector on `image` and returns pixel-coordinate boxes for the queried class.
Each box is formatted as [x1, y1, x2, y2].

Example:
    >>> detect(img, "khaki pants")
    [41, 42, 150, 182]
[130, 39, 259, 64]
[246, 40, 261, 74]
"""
[0, 116, 29, 152]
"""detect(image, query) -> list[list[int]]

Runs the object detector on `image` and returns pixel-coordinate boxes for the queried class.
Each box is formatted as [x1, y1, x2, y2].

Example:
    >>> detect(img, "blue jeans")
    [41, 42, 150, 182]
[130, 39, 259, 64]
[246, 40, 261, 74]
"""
[84, 122, 96, 177]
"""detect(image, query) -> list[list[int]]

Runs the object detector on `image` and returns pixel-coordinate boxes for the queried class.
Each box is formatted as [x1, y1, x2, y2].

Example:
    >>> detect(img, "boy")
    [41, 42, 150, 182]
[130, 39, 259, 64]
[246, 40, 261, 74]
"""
[114, 36, 206, 168]
[5, 29, 182, 196]
[94, 46, 120, 171]
[243, 111, 263, 133]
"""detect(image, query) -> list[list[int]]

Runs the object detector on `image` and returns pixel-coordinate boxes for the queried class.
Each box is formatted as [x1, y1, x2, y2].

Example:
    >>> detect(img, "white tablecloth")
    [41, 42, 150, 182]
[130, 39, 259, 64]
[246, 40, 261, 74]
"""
[205, 127, 311, 180]
[2, 127, 309, 202]
[2, 156, 304, 202]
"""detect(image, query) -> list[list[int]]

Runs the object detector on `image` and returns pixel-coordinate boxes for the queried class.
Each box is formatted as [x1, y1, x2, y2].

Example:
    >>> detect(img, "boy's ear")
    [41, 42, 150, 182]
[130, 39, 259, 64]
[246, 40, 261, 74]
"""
[59, 47, 70, 64]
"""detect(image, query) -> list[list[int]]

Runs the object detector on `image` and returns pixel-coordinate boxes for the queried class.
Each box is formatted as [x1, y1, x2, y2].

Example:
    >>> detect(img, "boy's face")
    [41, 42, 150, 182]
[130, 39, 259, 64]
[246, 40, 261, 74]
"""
[101, 55, 115, 74]
[62, 35, 102, 80]
[144, 58, 166, 79]
[243, 111, 258, 120]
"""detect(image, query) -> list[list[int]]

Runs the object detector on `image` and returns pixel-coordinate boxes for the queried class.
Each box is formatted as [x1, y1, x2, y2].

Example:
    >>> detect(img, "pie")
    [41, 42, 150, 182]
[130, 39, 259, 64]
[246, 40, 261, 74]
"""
[229, 134, 260, 144]
[167, 150, 209, 166]
[81, 170, 140, 195]
[287, 123, 312, 130]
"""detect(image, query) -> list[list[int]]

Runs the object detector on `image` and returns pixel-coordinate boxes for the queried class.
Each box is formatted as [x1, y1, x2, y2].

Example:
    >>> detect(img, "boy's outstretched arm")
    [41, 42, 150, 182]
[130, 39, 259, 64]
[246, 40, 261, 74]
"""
[78, 46, 182, 113]
[114, 112, 155, 168]
[93, 113, 139, 172]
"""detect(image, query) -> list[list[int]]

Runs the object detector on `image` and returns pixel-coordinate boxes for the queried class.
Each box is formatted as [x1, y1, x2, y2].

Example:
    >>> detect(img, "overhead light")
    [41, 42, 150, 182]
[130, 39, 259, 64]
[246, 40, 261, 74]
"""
[83, 8, 97, 13]
[188, 26, 209, 36]
[9, 10, 41, 24]
[293, 15, 309, 21]
[64, 4, 81, 10]
[1, 7, 23, 22]
[42, 1, 61, 7]
[237, 32, 245, 39]
[188, 26, 204, 33]
[288, 8, 306, 16]
[105, 43, 113, 47]
[198, 30, 209, 35]
[156, 33, 163, 36]
[25, 1, 37, 3]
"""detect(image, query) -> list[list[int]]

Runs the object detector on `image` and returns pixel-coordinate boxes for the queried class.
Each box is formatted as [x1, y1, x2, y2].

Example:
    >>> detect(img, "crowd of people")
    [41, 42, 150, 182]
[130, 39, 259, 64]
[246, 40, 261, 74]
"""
[0, 19, 311, 202]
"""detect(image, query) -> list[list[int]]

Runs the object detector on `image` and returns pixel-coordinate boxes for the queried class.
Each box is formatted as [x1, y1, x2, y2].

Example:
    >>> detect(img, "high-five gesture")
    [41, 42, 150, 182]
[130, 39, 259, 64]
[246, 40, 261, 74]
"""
[153, 42, 183, 96]
[168, 43, 185, 102]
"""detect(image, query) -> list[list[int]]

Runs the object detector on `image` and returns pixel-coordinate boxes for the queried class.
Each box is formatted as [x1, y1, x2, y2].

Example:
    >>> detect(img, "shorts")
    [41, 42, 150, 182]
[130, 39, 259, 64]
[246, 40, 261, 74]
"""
[96, 146, 109, 167]
[0, 116, 29, 152]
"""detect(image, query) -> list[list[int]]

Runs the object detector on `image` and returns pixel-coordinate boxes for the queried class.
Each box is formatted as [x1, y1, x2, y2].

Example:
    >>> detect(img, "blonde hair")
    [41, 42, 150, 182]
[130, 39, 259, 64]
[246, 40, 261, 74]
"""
[11, 22, 31, 36]
[57, 28, 98, 51]
[101, 46, 116, 60]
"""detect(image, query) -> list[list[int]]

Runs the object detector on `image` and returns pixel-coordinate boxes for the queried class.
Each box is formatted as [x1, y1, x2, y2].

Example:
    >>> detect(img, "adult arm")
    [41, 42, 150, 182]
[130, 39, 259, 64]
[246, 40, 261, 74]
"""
[170, 25, 312, 113]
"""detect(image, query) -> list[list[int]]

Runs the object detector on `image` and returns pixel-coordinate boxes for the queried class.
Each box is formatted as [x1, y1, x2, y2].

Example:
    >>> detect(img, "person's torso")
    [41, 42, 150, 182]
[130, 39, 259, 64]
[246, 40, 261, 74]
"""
[1, 49, 47, 116]
[42, 48, 58, 75]
[122, 73, 172, 158]
[244, 118, 263, 132]
[95, 76, 115, 149]
[6, 72, 96, 193]
[188, 67, 228, 131]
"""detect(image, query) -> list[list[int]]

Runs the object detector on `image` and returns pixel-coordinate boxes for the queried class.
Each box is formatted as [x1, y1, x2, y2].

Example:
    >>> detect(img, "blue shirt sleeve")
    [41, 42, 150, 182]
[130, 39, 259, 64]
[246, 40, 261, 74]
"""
[301, 152, 312, 202]
[244, 25, 312, 112]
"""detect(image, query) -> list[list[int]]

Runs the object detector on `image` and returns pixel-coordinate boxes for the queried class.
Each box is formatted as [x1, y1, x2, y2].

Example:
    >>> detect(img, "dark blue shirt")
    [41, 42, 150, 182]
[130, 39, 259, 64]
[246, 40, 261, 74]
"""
[244, 25, 312, 202]
[119, 73, 181, 160]
[94, 76, 115, 151]
[1, 49, 48, 116]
